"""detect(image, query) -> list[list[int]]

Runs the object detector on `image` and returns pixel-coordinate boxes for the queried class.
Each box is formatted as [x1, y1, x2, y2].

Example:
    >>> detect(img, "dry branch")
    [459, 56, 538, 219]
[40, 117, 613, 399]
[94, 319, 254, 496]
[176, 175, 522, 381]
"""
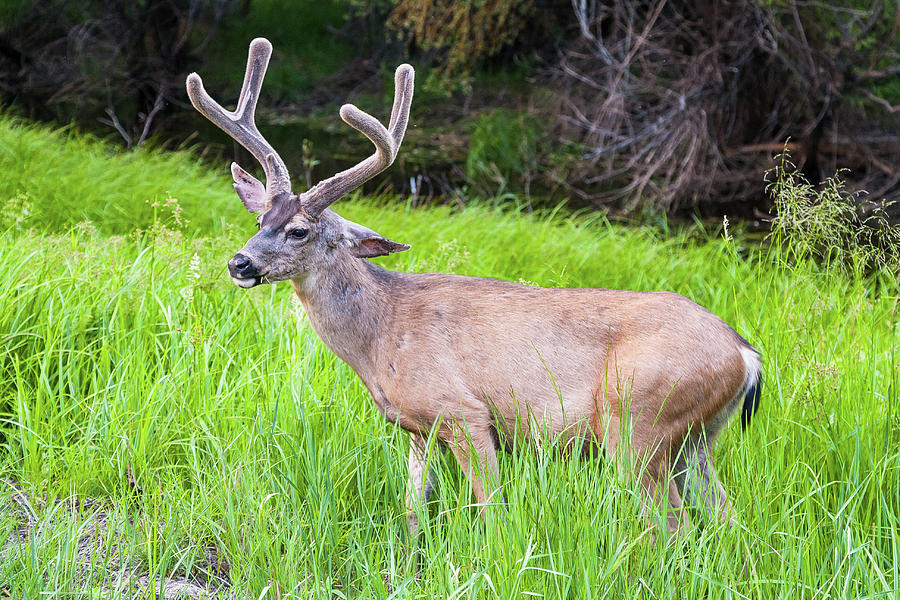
[553, 0, 900, 217]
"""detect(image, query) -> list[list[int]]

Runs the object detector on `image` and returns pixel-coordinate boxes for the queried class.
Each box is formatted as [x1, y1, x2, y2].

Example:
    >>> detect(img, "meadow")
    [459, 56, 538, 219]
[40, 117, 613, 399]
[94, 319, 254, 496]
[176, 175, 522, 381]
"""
[0, 114, 898, 598]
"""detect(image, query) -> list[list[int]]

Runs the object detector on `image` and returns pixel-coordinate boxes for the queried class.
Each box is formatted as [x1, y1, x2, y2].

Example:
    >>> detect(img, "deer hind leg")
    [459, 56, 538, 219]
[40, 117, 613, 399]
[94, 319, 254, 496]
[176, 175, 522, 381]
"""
[599, 412, 690, 536]
[639, 455, 691, 536]
[405, 433, 439, 536]
[674, 435, 735, 525]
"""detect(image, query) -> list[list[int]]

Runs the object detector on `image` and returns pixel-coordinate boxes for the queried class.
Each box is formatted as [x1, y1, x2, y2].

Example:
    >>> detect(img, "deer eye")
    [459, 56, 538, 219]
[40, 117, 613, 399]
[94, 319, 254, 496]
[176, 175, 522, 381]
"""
[289, 228, 309, 240]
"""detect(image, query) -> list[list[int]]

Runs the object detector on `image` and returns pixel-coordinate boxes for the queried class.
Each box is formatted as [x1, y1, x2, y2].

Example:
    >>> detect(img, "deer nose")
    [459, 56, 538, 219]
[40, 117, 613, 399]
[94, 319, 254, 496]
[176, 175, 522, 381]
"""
[228, 253, 256, 277]
[233, 254, 250, 270]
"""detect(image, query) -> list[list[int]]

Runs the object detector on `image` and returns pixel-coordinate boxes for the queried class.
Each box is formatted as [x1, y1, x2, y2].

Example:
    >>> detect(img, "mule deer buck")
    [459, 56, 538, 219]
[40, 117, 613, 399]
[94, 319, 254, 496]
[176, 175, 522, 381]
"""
[187, 38, 762, 536]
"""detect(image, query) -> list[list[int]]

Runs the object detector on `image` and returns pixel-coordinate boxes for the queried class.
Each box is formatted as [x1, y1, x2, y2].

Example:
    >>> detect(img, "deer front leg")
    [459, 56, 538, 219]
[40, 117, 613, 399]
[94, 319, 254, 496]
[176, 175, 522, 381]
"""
[447, 424, 502, 522]
[405, 433, 437, 536]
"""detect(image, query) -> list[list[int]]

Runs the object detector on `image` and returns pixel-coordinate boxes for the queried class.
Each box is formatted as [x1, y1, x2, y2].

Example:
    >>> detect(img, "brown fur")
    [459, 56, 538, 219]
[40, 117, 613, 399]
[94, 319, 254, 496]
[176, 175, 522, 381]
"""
[289, 249, 759, 534]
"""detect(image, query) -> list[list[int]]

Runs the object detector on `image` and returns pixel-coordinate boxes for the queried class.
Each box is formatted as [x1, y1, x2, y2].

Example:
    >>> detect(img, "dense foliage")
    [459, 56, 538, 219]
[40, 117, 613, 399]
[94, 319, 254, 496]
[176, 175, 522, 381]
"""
[387, 0, 538, 93]
[1, 0, 897, 221]
[0, 0, 239, 147]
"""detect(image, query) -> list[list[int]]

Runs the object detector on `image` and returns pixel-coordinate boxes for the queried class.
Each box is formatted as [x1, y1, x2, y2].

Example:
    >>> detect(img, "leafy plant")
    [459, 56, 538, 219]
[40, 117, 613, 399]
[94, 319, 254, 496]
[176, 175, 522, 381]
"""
[767, 151, 900, 276]
[0, 191, 32, 232]
[388, 0, 535, 94]
[466, 108, 541, 197]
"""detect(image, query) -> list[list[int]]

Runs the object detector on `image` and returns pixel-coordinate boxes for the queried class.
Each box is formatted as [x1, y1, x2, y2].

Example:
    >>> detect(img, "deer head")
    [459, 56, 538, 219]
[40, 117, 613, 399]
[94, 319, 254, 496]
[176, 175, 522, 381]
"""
[186, 38, 414, 288]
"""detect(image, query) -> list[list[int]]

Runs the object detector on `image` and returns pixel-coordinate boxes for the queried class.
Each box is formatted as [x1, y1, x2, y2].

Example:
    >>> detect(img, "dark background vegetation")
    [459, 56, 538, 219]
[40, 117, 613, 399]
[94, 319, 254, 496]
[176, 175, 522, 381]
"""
[1, 0, 898, 224]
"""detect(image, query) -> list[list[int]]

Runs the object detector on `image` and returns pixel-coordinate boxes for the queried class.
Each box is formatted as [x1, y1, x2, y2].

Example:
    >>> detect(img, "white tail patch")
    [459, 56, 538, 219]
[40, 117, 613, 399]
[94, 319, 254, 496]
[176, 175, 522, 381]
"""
[705, 344, 762, 441]
[740, 345, 762, 393]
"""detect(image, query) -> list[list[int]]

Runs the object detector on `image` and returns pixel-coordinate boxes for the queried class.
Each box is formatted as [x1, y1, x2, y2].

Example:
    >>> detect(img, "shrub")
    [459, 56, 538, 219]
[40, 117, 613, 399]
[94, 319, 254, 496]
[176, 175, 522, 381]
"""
[387, 0, 536, 94]
[555, 0, 900, 217]
[466, 109, 541, 197]
[0, 0, 238, 147]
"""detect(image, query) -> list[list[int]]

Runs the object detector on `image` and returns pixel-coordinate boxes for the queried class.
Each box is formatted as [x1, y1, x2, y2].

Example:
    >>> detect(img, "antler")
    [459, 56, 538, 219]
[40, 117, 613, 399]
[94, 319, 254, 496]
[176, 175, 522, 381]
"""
[301, 64, 415, 217]
[186, 38, 291, 196]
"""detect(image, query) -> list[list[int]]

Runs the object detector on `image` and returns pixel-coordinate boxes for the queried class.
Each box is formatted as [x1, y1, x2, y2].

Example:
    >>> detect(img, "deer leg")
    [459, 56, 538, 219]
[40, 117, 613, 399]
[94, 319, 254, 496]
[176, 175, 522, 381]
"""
[639, 459, 691, 536]
[448, 425, 502, 522]
[405, 433, 437, 536]
[675, 436, 735, 525]
[713, 477, 735, 525]
[599, 411, 689, 536]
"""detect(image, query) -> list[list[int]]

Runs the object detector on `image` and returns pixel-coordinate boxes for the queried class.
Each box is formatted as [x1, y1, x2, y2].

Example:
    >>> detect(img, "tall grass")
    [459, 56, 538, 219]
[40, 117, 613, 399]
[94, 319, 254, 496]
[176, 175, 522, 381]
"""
[0, 114, 241, 236]
[0, 115, 898, 598]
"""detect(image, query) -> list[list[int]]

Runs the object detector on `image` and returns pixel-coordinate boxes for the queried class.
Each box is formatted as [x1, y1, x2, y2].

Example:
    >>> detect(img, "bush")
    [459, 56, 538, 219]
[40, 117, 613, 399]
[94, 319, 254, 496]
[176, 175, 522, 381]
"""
[0, 0, 238, 147]
[466, 109, 541, 197]
[387, 0, 544, 94]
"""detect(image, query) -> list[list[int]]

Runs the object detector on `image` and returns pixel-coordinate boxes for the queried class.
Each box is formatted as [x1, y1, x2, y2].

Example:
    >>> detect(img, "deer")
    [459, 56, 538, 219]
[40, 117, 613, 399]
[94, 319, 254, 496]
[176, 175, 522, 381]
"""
[186, 38, 762, 537]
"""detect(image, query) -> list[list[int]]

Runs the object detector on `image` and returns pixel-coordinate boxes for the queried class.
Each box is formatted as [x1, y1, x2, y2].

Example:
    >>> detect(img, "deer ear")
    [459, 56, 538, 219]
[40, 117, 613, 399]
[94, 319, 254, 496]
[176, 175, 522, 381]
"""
[341, 220, 410, 258]
[231, 162, 267, 213]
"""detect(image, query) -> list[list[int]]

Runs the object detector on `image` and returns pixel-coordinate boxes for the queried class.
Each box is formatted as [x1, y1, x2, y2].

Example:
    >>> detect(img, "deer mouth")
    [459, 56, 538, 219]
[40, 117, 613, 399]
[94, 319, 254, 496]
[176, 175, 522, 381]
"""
[231, 276, 262, 288]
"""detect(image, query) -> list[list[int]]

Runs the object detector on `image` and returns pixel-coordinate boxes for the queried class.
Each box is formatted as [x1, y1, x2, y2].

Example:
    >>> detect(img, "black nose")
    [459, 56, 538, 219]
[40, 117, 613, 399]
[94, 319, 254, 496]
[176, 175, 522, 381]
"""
[233, 254, 250, 270]
[228, 253, 257, 277]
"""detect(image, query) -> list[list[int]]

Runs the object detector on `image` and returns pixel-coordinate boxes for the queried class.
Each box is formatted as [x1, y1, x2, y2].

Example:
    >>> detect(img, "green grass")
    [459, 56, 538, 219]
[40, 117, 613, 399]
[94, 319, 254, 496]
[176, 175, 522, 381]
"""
[0, 115, 242, 237]
[0, 115, 898, 598]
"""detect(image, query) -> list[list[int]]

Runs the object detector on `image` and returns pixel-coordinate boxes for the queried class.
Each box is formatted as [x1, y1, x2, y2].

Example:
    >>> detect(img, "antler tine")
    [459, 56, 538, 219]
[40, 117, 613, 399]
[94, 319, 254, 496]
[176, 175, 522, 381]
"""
[301, 64, 415, 217]
[387, 64, 414, 147]
[186, 38, 291, 195]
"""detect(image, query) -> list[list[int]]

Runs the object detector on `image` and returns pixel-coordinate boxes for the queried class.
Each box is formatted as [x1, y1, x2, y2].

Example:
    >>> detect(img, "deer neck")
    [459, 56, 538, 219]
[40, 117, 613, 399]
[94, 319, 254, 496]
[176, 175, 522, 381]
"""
[290, 254, 393, 385]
